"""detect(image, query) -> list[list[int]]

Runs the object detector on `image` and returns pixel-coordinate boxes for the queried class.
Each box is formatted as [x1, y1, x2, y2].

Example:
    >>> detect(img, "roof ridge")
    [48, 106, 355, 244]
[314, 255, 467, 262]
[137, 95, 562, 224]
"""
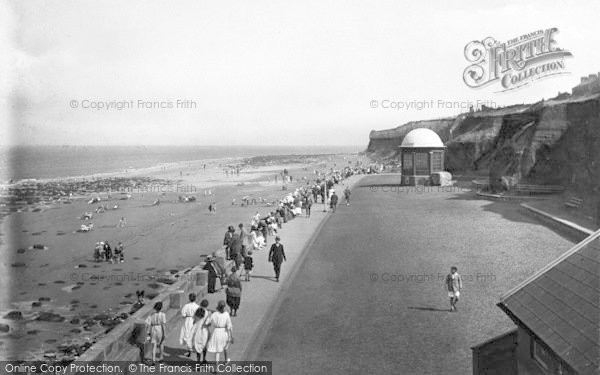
[500, 229, 600, 301]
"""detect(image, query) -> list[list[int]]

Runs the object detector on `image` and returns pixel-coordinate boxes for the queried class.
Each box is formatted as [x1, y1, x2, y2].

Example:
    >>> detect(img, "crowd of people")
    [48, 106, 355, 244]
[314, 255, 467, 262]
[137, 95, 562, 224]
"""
[93, 240, 125, 263]
[145, 295, 234, 365]
[189, 162, 368, 362]
[143, 160, 371, 364]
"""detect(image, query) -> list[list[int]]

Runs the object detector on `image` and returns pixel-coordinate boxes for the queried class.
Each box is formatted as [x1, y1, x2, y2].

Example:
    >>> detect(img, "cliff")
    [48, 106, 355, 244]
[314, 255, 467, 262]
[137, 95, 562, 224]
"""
[366, 93, 600, 195]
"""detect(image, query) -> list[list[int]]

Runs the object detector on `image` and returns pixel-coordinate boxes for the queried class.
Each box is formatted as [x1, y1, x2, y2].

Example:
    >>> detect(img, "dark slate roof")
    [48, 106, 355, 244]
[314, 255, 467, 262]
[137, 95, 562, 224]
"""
[498, 229, 600, 375]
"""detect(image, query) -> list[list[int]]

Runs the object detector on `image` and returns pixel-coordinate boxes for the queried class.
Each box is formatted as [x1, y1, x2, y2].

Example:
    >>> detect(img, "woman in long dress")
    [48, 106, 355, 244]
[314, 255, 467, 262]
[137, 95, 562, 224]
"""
[145, 302, 166, 364]
[191, 307, 211, 363]
[207, 300, 233, 363]
[225, 268, 242, 317]
[179, 293, 199, 357]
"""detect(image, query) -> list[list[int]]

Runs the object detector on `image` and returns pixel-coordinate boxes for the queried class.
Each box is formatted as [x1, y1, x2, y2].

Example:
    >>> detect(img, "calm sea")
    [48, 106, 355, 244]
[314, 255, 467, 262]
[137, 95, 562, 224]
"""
[0, 145, 363, 181]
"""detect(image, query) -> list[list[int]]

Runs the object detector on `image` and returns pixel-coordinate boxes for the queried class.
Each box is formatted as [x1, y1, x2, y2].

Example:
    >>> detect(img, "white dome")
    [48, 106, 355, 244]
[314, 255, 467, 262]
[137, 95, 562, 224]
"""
[400, 128, 444, 148]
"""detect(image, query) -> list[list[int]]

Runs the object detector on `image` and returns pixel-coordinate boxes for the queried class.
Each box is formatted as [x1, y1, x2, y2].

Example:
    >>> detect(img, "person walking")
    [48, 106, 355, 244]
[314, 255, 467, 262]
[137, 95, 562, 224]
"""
[145, 302, 166, 365]
[203, 256, 219, 293]
[239, 223, 249, 255]
[223, 226, 235, 260]
[268, 236, 286, 282]
[191, 307, 211, 363]
[225, 267, 242, 316]
[179, 293, 199, 357]
[207, 301, 233, 364]
[229, 231, 242, 262]
[303, 195, 312, 217]
[330, 191, 339, 213]
[344, 187, 351, 205]
[445, 266, 463, 312]
[243, 251, 254, 281]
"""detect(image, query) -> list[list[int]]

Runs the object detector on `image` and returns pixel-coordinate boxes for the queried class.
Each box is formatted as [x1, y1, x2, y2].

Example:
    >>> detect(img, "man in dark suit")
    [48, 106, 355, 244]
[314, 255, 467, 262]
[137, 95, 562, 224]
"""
[223, 226, 235, 260]
[268, 236, 286, 282]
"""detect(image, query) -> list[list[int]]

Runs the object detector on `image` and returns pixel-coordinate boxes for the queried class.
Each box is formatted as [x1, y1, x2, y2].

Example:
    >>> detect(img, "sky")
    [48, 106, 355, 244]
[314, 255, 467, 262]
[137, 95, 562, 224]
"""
[2, 0, 599, 146]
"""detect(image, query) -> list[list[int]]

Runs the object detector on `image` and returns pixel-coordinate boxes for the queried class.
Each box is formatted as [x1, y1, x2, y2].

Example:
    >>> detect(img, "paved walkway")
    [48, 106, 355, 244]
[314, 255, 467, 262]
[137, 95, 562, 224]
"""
[254, 174, 576, 374]
[158, 175, 364, 363]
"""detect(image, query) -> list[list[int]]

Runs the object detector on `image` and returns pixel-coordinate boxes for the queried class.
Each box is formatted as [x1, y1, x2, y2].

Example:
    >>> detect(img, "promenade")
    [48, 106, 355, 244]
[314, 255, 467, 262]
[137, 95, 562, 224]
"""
[254, 174, 576, 374]
[150, 174, 583, 373]
[157, 174, 365, 362]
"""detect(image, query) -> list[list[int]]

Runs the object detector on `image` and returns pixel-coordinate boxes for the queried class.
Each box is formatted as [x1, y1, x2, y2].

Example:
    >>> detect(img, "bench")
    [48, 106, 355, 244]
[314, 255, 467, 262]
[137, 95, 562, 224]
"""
[472, 180, 490, 191]
[564, 197, 584, 209]
[513, 184, 565, 195]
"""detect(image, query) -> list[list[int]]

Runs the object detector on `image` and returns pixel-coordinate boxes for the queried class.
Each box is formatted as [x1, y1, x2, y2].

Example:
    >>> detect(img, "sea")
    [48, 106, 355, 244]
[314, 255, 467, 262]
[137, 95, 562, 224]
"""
[0, 145, 363, 181]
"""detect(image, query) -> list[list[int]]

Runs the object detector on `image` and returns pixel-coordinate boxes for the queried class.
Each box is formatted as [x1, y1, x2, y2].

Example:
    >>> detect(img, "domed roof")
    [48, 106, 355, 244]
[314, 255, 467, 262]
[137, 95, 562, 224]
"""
[400, 128, 444, 148]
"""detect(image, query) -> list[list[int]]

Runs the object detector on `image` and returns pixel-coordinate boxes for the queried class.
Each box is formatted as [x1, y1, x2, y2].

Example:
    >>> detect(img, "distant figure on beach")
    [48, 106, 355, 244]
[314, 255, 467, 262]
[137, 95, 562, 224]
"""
[206, 300, 233, 364]
[114, 242, 124, 263]
[180, 293, 200, 357]
[145, 302, 166, 365]
[268, 236, 286, 282]
[117, 216, 127, 228]
[152, 199, 160, 206]
[446, 266, 463, 312]
[93, 242, 103, 262]
[103, 241, 112, 262]
[226, 267, 242, 317]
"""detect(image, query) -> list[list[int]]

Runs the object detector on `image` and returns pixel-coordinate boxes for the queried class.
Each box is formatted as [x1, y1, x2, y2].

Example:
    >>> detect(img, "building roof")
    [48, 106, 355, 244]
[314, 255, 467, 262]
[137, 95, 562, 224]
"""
[498, 229, 600, 375]
[399, 128, 444, 148]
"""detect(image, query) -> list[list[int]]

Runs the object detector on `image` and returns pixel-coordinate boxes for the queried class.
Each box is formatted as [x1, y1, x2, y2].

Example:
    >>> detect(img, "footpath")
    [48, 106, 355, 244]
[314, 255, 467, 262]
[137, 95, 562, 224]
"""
[157, 174, 365, 362]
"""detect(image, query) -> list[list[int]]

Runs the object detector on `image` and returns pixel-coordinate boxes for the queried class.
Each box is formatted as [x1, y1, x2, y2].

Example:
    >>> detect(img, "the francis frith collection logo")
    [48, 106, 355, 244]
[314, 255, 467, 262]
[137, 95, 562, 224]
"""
[463, 28, 572, 92]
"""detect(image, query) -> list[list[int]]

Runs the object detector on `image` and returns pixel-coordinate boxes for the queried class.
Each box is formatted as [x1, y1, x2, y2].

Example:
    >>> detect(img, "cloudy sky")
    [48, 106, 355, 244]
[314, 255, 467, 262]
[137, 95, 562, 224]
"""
[2, 0, 599, 146]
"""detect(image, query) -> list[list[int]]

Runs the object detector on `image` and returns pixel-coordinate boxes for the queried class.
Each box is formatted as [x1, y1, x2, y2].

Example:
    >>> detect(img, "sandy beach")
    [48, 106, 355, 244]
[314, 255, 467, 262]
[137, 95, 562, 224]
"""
[0, 152, 366, 361]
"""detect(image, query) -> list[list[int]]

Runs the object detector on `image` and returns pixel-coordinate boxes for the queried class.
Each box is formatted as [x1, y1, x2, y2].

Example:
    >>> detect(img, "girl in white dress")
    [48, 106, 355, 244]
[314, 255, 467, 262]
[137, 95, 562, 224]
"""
[207, 300, 233, 363]
[179, 293, 199, 357]
[191, 307, 211, 362]
[145, 302, 166, 364]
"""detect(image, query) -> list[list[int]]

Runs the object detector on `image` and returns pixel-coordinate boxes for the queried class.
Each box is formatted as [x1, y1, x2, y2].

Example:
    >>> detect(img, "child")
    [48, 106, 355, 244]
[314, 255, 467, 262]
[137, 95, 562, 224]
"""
[145, 302, 166, 365]
[93, 242, 103, 262]
[446, 266, 463, 312]
[114, 242, 124, 263]
[244, 251, 254, 281]
[191, 306, 211, 363]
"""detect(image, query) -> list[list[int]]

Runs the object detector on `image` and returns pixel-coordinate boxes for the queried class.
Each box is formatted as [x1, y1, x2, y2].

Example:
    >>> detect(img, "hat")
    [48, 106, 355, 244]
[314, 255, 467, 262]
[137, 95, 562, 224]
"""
[275, 236, 281, 240]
